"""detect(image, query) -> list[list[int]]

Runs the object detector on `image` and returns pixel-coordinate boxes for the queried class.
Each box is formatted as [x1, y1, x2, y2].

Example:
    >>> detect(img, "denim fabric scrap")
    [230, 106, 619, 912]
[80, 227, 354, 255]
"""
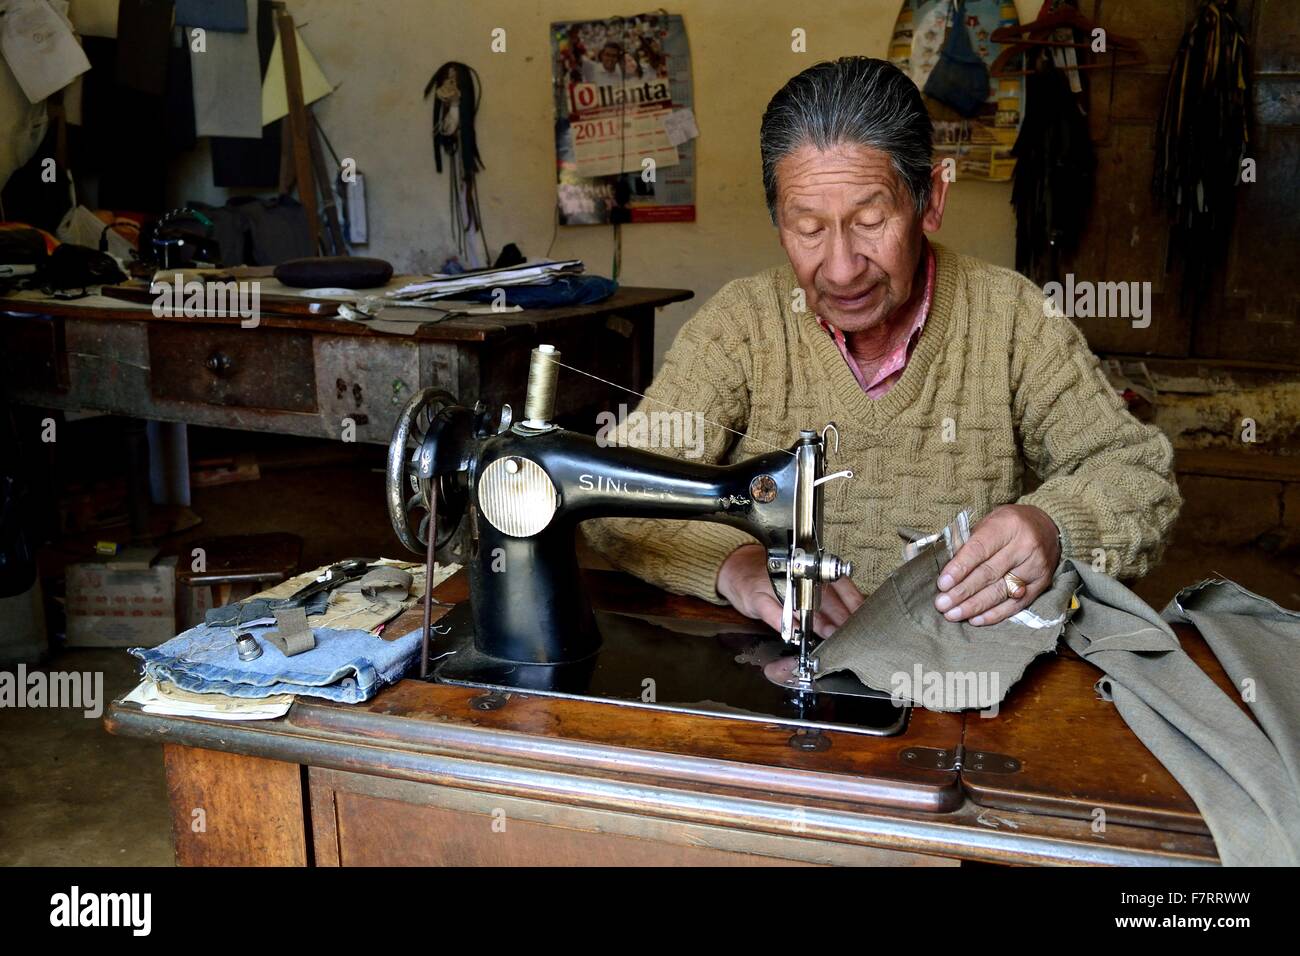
[813, 538, 1079, 711]
[1063, 565, 1300, 866]
[204, 589, 329, 626]
[130, 619, 424, 703]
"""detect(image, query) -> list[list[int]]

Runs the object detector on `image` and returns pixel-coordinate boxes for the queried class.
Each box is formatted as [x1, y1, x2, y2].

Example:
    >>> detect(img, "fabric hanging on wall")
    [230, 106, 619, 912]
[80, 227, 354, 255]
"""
[187, 196, 311, 266]
[68, 0, 121, 38]
[114, 0, 172, 95]
[75, 35, 168, 212]
[190, 0, 262, 138]
[1152, 0, 1251, 309]
[0, 126, 73, 231]
[65, 24, 197, 214]
[165, 41, 196, 152]
[1, 0, 92, 104]
[75, 34, 127, 174]
[234, 195, 312, 264]
[211, 0, 281, 188]
[0, 35, 49, 191]
[1010, 57, 1093, 285]
[62, 73, 85, 125]
[174, 0, 248, 31]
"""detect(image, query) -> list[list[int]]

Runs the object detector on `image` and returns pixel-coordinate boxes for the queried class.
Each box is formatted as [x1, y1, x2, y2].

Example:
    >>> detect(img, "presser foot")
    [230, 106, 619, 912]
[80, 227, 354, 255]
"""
[766, 654, 818, 691]
[761, 655, 884, 700]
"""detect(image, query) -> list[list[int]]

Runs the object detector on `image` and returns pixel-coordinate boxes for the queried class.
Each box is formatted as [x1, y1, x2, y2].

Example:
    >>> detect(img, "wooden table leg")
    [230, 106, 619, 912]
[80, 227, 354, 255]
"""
[162, 744, 309, 866]
[626, 305, 656, 395]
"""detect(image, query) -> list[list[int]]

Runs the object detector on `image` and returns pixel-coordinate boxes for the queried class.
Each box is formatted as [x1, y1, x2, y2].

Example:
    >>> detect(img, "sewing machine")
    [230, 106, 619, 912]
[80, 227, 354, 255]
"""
[385, 344, 907, 735]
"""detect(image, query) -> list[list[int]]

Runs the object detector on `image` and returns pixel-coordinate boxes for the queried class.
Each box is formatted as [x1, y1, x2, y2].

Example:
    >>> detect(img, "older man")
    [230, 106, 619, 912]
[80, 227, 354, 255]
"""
[584, 57, 1181, 637]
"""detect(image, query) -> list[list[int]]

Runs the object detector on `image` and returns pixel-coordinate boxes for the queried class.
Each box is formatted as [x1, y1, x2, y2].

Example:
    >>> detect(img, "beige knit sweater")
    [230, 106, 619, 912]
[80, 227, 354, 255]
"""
[583, 243, 1182, 604]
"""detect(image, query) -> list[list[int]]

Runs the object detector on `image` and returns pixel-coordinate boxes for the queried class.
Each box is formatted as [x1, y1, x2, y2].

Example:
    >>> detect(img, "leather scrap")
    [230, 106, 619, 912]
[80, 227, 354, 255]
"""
[344, 566, 413, 603]
[265, 605, 315, 656]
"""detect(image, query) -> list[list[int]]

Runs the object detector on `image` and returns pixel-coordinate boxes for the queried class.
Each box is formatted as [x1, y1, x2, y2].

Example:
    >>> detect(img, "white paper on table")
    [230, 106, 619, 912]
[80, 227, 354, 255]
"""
[262, 26, 333, 125]
[124, 679, 295, 720]
[1, 0, 91, 103]
[660, 107, 699, 147]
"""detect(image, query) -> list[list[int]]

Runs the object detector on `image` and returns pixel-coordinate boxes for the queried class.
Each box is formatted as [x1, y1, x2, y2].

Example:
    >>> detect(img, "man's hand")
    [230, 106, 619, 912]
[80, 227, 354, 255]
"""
[934, 504, 1060, 626]
[716, 543, 863, 638]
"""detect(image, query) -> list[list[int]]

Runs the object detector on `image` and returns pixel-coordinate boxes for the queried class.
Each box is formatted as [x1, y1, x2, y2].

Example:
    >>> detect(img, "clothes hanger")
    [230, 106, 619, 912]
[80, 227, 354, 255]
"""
[989, 2, 1146, 78]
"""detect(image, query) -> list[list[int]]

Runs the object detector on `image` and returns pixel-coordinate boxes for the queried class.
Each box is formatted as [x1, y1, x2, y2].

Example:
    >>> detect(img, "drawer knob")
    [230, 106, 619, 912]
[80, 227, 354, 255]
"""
[205, 351, 234, 376]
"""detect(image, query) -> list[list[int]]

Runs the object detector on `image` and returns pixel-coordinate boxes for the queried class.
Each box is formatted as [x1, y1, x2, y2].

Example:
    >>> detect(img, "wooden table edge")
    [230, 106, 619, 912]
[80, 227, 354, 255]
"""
[0, 287, 695, 343]
[104, 699, 1218, 866]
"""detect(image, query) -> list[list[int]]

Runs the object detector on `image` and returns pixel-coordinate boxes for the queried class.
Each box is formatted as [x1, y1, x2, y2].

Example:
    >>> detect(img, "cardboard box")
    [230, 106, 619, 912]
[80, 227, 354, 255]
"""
[66, 555, 178, 648]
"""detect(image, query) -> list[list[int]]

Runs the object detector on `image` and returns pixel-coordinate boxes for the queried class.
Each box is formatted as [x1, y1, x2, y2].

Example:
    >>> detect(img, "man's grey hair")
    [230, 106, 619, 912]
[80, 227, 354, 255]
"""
[760, 57, 934, 224]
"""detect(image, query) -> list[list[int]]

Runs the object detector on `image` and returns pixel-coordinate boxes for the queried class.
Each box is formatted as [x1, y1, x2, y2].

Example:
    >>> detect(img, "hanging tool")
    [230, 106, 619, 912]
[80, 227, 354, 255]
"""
[424, 62, 490, 266]
[1153, 0, 1251, 311]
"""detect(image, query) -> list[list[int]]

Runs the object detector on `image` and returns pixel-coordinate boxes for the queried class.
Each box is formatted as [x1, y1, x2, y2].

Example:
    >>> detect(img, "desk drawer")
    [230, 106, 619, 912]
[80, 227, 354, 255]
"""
[148, 325, 317, 412]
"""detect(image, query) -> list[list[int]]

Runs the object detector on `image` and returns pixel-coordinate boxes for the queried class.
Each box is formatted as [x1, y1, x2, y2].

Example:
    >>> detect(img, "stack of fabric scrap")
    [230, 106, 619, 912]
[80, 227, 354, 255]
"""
[126, 559, 460, 718]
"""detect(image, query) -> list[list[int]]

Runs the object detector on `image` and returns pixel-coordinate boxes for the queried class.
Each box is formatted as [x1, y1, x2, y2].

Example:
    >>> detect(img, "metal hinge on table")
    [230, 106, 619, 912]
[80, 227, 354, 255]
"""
[900, 744, 1021, 774]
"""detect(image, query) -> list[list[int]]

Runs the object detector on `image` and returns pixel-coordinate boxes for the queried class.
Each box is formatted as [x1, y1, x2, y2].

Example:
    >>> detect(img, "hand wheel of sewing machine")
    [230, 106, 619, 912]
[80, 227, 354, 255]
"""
[385, 387, 486, 562]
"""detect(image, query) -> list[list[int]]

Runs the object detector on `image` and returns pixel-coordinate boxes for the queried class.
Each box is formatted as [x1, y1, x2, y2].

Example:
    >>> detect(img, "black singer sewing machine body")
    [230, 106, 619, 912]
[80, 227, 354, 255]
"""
[386, 345, 908, 736]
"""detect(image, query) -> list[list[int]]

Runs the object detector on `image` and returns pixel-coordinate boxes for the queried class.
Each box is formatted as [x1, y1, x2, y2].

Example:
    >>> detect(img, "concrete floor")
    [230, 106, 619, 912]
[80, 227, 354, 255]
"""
[1, 444, 1297, 866]
[0, 648, 173, 865]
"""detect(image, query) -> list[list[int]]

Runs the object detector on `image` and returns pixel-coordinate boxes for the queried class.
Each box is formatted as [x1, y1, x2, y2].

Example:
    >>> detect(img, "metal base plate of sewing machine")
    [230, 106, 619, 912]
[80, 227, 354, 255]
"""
[425, 602, 910, 737]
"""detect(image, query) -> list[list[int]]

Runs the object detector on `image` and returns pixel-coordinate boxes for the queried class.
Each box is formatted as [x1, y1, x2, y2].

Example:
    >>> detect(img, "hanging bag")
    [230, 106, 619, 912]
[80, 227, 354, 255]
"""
[923, 0, 990, 118]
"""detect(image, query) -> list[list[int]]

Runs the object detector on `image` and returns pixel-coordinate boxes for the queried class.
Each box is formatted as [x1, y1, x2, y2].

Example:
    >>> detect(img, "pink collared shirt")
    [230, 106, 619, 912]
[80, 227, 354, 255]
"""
[816, 242, 937, 398]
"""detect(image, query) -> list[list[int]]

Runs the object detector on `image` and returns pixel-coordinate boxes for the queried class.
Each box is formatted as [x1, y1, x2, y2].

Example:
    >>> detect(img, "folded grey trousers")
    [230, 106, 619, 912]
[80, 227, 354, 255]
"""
[1068, 564, 1300, 867]
[815, 529, 1300, 866]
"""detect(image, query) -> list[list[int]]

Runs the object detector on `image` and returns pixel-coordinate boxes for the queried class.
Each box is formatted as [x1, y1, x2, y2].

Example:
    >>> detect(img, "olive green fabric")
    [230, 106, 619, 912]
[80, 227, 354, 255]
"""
[812, 538, 1078, 712]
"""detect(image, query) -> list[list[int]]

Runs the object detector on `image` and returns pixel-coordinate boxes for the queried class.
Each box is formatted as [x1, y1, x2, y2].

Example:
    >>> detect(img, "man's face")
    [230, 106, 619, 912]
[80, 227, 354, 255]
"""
[775, 142, 944, 333]
[600, 46, 621, 71]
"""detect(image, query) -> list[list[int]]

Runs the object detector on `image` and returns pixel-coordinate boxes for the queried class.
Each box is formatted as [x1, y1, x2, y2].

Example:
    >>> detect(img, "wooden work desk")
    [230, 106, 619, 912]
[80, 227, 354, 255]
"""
[0, 286, 692, 445]
[105, 568, 1223, 867]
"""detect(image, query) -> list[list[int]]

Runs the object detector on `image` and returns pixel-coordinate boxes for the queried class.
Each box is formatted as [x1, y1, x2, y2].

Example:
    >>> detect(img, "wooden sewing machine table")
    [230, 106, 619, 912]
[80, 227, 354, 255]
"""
[104, 568, 1223, 867]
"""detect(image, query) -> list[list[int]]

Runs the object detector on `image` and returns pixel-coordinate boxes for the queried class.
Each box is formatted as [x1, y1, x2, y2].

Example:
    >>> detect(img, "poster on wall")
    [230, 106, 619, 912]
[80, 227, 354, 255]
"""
[889, 0, 1025, 182]
[551, 12, 696, 225]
